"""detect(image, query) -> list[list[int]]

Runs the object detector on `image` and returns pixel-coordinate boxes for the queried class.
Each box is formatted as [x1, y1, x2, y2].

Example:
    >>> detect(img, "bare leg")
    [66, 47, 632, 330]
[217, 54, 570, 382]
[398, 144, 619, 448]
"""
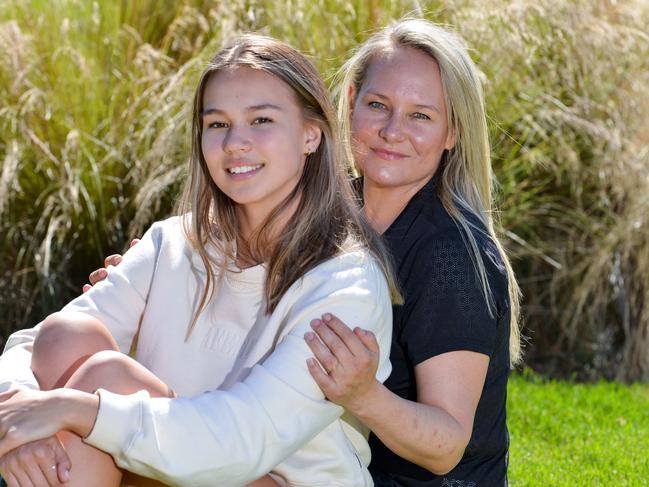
[30, 313, 169, 486]
[246, 475, 283, 486]
[60, 350, 173, 487]
[31, 312, 120, 390]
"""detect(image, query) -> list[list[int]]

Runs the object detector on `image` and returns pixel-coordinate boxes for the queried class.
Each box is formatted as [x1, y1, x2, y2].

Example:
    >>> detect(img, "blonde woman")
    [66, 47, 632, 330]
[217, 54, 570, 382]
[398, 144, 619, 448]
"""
[0, 34, 397, 487]
[303, 20, 521, 486]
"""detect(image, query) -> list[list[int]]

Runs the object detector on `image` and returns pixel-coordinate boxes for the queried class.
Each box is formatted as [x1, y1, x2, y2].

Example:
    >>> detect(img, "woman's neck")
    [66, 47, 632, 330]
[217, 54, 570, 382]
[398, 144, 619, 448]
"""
[362, 179, 428, 234]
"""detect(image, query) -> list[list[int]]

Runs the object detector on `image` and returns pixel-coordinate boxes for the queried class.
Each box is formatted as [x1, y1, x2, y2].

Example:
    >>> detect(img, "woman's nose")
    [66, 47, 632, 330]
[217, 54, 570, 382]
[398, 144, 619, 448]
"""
[378, 113, 406, 144]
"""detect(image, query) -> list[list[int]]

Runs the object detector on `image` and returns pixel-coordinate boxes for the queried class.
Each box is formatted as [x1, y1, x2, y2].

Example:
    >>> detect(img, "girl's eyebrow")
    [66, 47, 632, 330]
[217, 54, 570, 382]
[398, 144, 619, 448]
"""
[201, 103, 283, 118]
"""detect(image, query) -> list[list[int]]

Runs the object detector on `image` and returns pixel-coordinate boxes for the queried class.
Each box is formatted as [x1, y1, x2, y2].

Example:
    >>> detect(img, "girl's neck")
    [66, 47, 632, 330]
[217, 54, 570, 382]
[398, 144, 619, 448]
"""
[235, 197, 300, 267]
[362, 178, 429, 234]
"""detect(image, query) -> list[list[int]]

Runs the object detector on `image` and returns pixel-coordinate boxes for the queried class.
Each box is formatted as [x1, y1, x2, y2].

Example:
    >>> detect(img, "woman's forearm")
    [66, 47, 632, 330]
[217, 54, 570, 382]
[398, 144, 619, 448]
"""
[353, 382, 469, 475]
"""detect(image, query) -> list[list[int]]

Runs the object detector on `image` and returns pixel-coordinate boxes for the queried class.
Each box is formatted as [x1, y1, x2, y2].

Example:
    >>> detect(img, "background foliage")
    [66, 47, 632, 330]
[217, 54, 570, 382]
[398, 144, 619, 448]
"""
[1, 0, 648, 381]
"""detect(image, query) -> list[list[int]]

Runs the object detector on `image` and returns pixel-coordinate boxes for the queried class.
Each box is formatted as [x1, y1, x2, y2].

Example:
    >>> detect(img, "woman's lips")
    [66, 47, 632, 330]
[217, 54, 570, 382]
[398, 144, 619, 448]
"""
[371, 147, 408, 160]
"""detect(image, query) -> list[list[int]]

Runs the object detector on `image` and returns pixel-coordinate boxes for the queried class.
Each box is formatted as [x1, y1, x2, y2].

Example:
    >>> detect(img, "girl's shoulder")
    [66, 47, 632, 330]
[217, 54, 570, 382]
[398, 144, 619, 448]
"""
[286, 246, 388, 304]
[139, 214, 193, 247]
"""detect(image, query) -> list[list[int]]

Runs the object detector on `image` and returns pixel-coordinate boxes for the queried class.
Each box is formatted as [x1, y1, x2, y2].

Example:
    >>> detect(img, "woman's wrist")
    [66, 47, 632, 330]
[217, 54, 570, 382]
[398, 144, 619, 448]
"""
[54, 388, 100, 438]
[347, 380, 388, 423]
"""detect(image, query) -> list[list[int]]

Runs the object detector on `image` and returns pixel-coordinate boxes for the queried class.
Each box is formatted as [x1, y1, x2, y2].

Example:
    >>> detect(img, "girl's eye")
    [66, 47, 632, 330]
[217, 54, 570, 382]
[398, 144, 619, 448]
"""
[368, 101, 386, 110]
[208, 121, 228, 129]
[412, 112, 431, 120]
[253, 117, 272, 125]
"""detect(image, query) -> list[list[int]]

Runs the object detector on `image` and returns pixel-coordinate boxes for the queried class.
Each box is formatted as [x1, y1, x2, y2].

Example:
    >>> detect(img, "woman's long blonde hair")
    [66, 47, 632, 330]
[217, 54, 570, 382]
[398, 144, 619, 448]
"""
[336, 19, 522, 365]
[178, 34, 399, 336]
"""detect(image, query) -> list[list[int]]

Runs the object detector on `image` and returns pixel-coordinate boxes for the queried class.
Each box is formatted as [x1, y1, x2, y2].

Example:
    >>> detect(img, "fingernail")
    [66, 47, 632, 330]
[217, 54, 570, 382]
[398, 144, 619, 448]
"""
[62, 469, 70, 482]
[305, 332, 315, 341]
[322, 313, 332, 322]
[99, 269, 107, 277]
[310, 319, 321, 328]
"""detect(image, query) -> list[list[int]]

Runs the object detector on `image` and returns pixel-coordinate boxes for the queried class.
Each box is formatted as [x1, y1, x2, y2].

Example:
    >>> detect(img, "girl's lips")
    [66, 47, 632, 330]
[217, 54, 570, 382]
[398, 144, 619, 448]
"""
[371, 148, 408, 160]
[225, 163, 265, 179]
[226, 163, 264, 174]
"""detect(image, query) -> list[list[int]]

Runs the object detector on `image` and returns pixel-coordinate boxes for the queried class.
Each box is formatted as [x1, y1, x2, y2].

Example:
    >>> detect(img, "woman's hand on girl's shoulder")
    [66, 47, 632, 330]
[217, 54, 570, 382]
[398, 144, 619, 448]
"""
[304, 313, 383, 414]
[81, 239, 140, 293]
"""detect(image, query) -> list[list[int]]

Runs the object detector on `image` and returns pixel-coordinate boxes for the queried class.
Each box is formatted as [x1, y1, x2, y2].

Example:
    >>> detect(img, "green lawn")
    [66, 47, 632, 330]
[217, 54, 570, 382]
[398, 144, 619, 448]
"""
[508, 372, 649, 485]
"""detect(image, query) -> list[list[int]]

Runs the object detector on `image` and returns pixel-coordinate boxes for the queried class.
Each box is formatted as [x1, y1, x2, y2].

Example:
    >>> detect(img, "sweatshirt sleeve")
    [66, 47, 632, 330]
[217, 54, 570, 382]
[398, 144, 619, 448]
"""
[84, 252, 393, 486]
[0, 221, 164, 393]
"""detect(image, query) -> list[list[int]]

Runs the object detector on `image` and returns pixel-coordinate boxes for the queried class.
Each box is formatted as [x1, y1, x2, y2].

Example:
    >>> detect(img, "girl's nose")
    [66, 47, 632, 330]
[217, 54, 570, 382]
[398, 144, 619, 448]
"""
[222, 127, 252, 154]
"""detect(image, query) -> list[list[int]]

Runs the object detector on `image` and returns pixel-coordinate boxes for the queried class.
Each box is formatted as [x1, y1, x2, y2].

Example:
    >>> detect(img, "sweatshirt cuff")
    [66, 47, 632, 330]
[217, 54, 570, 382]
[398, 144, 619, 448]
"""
[83, 388, 150, 458]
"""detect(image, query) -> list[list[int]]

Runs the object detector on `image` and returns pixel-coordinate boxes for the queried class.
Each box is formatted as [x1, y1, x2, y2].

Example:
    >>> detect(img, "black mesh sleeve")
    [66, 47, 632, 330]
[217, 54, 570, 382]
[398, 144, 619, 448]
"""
[399, 234, 503, 365]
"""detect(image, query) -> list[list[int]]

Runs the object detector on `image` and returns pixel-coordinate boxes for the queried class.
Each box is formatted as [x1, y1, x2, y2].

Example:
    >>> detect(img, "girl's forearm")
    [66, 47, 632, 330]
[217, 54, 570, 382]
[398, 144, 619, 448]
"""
[56, 389, 100, 438]
[352, 383, 468, 475]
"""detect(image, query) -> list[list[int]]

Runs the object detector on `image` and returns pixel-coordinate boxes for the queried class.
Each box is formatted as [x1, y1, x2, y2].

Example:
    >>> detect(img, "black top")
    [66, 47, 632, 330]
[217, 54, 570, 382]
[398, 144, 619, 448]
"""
[365, 176, 511, 486]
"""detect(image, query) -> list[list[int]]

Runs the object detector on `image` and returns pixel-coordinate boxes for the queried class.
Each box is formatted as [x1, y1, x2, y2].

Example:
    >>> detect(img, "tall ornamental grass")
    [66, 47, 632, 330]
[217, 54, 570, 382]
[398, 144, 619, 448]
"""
[1, 0, 647, 381]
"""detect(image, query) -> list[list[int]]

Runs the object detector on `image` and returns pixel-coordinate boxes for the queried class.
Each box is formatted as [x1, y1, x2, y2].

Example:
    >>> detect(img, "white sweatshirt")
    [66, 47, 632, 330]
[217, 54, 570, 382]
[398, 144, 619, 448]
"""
[0, 215, 392, 486]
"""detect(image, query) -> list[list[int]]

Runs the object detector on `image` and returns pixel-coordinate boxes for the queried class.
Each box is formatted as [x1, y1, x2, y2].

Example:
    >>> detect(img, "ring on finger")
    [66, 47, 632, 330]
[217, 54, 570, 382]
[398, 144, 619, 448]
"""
[326, 361, 338, 374]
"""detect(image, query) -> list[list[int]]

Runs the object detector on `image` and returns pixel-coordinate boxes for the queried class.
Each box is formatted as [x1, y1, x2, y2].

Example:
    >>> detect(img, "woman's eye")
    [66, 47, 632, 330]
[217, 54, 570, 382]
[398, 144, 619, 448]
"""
[253, 117, 272, 125]
[368, 101, 386, 110]
[412, 112, 431, 120]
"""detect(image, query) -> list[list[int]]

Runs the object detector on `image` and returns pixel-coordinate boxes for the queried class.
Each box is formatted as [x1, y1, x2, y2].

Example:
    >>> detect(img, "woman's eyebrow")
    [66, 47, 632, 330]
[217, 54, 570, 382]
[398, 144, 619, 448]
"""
[364, 91, 441, 114]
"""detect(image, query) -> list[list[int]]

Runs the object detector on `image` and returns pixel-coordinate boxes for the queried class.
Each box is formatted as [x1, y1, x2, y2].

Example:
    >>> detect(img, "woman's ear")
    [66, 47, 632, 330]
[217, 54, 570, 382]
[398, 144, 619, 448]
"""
[444, 126, 457, 151]
[348, 84, 356, 116]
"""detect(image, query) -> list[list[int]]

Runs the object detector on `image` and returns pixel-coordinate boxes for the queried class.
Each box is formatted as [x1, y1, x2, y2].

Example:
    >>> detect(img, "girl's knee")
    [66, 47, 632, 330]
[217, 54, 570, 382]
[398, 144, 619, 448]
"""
[67, 351, 173, 398]
[32, 312, 120, 390]
[35, 312, 119, 354]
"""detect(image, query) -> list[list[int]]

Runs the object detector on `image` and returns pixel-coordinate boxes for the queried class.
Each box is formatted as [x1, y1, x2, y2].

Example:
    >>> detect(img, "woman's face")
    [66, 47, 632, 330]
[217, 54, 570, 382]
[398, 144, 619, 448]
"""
[201, 66, 320, 222]
[350, 46, 455, 192]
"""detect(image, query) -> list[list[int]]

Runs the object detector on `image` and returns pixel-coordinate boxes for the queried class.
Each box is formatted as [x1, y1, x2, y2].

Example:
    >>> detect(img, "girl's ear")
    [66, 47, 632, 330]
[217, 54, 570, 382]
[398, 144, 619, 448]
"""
[303, 122, 322, 155]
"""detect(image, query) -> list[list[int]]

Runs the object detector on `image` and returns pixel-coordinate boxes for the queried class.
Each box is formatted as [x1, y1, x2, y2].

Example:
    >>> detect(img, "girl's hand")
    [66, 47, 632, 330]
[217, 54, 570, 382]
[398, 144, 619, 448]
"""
[82, 238, 140, 293]
[0, 437, 71, 486]
[304, 313, 382, 414]
[0, 390, 70, 458]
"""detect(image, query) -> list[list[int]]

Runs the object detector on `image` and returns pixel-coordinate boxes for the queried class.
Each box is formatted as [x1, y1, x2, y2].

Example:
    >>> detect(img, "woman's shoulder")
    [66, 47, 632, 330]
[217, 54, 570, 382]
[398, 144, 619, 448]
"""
[419, 204, 504, 263]
[406, 217, 507, 297]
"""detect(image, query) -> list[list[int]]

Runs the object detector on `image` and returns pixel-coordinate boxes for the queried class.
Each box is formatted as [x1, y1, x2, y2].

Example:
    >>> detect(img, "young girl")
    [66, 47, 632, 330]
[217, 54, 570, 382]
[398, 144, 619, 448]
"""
[0, 34, 397, 487]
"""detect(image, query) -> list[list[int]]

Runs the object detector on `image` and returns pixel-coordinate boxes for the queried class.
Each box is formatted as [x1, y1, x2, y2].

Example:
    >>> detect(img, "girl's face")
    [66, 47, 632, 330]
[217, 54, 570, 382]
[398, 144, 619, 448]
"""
[201, 66, 321, 223]
[350, 46, 455, 193]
